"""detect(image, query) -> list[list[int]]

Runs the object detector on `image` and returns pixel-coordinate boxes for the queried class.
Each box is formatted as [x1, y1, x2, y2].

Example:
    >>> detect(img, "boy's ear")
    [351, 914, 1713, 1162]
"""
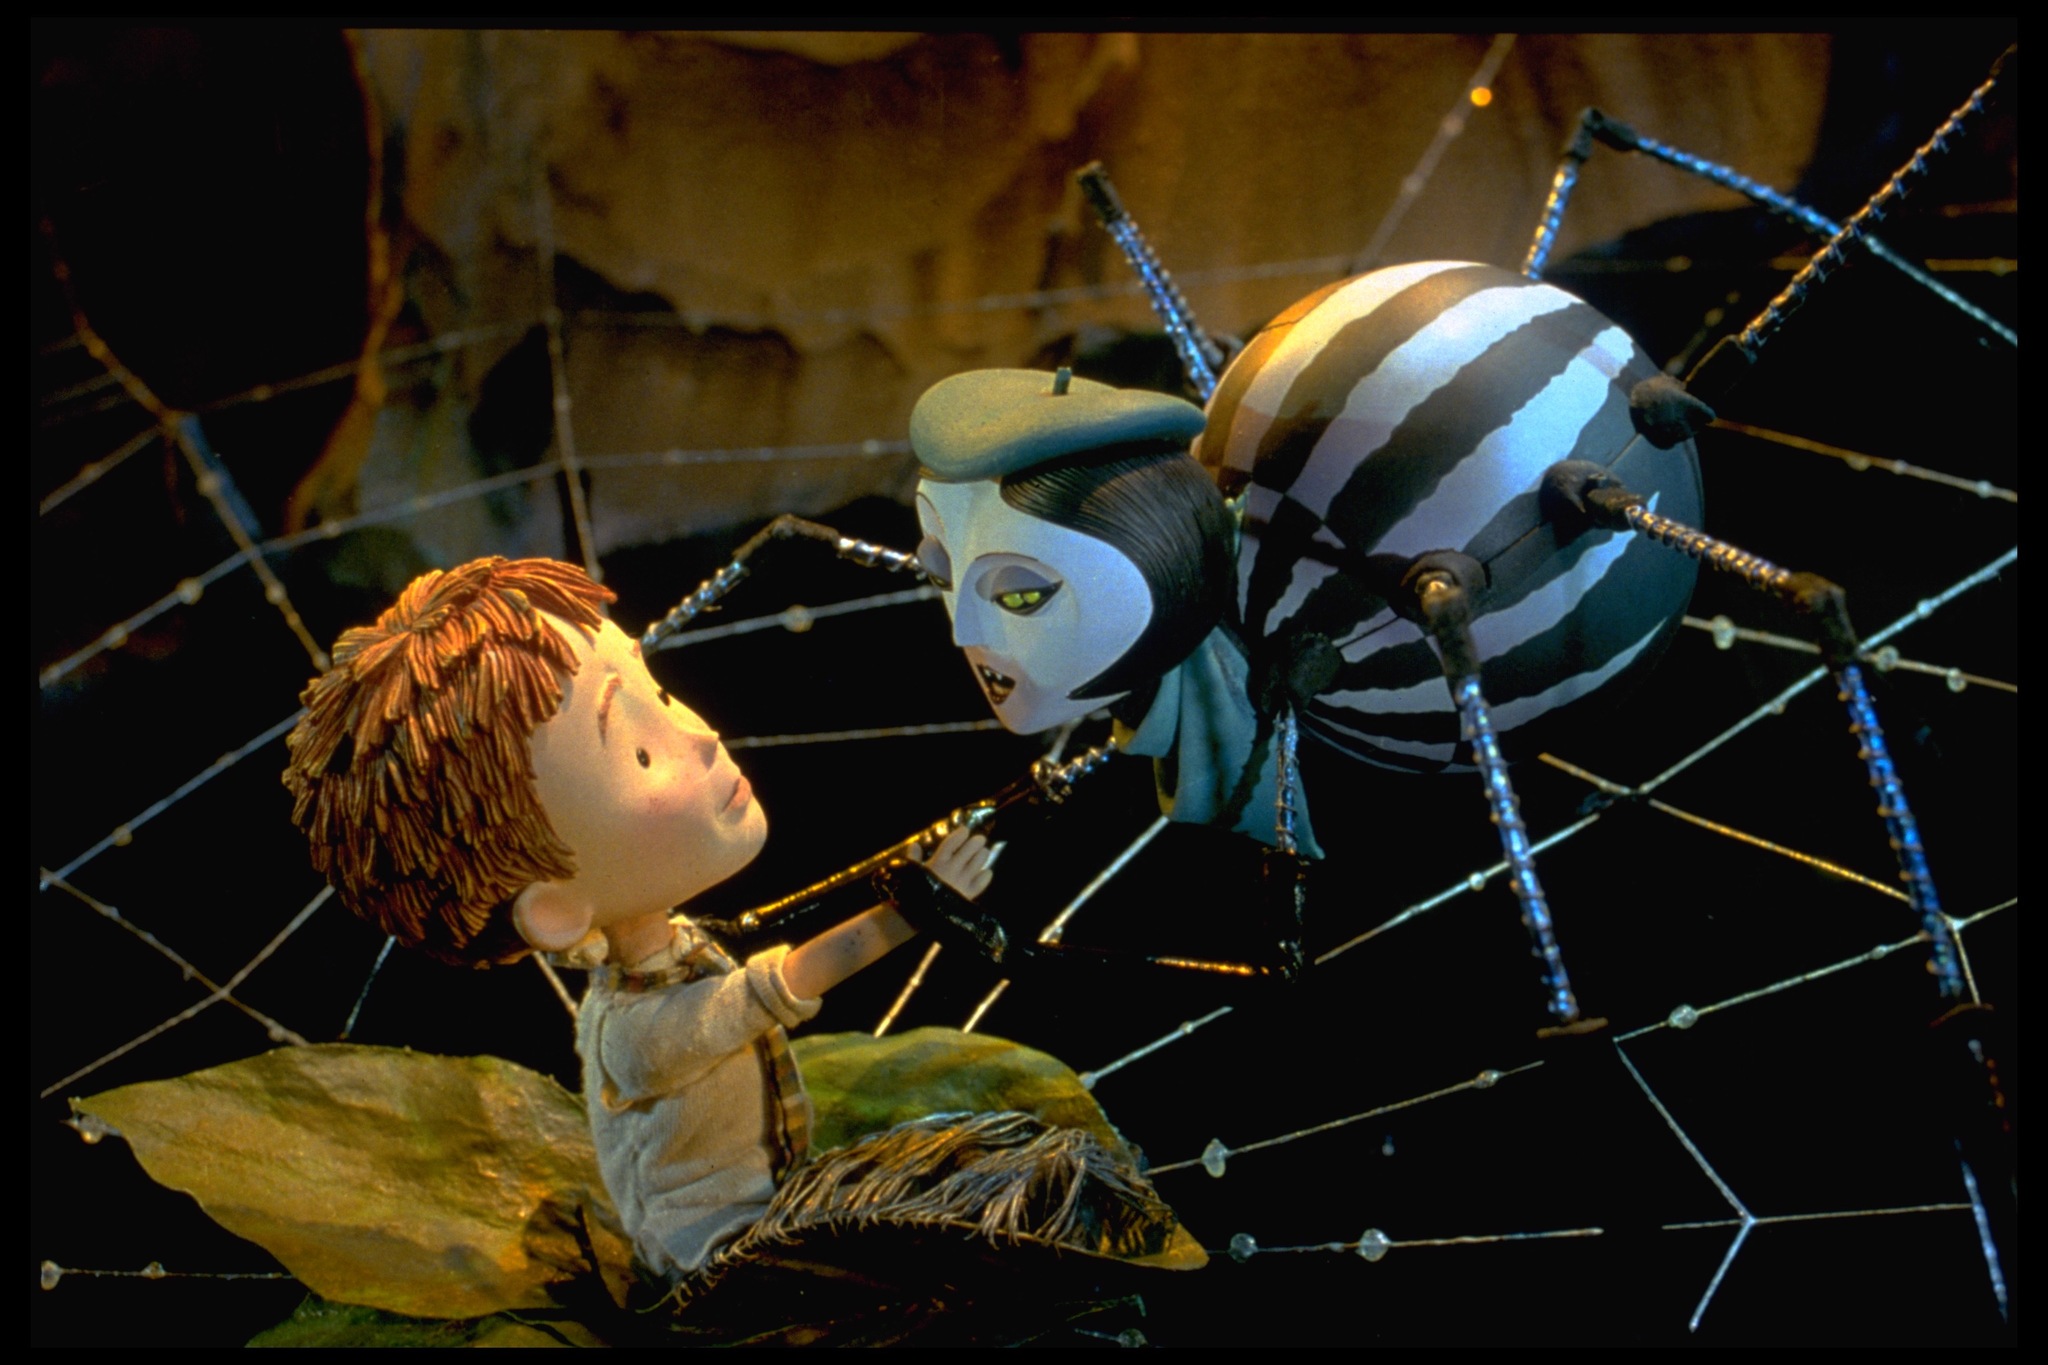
[513, 881, 596, 954]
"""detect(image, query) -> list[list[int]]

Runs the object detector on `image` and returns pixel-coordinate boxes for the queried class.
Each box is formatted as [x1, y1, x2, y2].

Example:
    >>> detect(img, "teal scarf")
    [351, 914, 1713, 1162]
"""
[1114, 626, 1323, 860]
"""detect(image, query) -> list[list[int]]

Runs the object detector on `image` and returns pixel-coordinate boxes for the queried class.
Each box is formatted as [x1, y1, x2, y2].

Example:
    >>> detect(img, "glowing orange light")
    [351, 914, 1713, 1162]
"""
[1469, 87, 1493, 108]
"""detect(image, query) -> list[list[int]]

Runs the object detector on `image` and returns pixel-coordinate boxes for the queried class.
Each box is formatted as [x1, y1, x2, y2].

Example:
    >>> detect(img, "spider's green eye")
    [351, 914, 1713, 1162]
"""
[636, 747, 651, 768]
[982, 566, 1062, 615]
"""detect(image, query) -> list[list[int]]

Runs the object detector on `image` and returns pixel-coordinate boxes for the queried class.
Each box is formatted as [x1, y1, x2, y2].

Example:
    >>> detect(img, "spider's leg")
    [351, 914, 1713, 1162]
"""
[1076, 161, 1230, 400]
[1260, 707, 1309, 983]
[641, 514, 924, 652]
[1526, 98, 2017, 350]
[1521, 111, 1600, 282]
[1551, 452, 2009, 1309]
[1689, 46, 2017, 405]
[1545, 460, 1962, 1001]
[1394, 550, 1584, 1029]
[1930, 998, 2017, 1323]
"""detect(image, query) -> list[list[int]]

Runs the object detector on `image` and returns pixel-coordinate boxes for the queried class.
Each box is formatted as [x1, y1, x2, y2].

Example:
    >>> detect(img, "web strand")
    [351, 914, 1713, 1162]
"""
[1679, 616, 2016, 693]
[42, 711, 305, 888]
[1351, 34, 1517, 272]
[39, 882, 329, 1098]
[1150, 1061, 1543, 1176]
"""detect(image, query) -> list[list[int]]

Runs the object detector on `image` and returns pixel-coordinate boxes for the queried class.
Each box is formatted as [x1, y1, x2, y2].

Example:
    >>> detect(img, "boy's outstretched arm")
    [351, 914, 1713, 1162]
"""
[781, 827, 992, 1000]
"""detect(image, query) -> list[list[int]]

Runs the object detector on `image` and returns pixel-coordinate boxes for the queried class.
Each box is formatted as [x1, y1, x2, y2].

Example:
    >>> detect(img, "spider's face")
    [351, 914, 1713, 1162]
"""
[915, 478, 1152, 735]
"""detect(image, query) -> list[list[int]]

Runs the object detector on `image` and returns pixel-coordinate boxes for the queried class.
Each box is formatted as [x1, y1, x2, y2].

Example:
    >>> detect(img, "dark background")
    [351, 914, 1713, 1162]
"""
[33, 26, 2015, 1347]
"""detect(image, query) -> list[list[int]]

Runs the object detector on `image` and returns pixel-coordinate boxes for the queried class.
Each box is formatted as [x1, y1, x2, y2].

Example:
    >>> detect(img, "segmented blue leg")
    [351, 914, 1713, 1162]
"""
[1032, 738, 1123, 803]
[1455, 675, 1580, 1023]
[1594, 492, 1960, 998]
[1522, 122, 1592, 280]
[1837, 663, 1961, 997]
[1528, 102, 2016, 347]
[642, 557, 752, 650]
[1274, 705, 1301, 856]
[1410, 562, 1581, 1024]
[1692, 50, 2011, 400]
[1077, 162, 1226, 400]
[642, 515, 922, 652]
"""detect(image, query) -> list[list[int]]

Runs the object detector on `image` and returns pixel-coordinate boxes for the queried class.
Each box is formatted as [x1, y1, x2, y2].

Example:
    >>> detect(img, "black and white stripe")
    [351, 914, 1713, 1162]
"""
[1199, 262, 1703, 772]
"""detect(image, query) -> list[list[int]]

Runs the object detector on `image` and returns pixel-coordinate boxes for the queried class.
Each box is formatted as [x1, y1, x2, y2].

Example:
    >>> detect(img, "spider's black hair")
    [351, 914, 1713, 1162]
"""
[998, 439, 1235, 702]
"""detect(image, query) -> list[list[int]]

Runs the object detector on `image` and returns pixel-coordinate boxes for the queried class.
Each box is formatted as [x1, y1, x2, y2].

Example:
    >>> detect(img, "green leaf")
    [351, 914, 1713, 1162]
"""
[793, 1026, 1136, 1158]
[791, 1027, 1205, 1271]
[247, 1294, 606, 1348]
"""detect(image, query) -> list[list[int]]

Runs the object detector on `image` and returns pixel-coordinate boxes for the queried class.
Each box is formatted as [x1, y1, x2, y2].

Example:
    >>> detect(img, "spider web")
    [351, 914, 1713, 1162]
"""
[31, 31, 2016, 1347]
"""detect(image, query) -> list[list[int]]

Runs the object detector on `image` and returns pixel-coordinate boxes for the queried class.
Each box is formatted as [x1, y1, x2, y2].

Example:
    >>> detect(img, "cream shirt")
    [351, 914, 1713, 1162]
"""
[578, 931, 821, 1276]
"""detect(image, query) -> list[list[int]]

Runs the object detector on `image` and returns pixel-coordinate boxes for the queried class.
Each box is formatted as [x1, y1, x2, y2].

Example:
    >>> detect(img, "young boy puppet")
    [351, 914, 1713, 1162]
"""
[281, 557, 1175, 1297]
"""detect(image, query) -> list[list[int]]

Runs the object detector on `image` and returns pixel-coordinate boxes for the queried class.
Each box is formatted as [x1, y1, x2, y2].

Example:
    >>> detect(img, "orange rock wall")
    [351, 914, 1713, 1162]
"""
[352, 31, 1831, 553]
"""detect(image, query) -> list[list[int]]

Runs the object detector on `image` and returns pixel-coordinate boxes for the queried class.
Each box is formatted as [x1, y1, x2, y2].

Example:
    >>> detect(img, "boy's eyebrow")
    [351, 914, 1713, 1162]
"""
[595, 674, 623, 745]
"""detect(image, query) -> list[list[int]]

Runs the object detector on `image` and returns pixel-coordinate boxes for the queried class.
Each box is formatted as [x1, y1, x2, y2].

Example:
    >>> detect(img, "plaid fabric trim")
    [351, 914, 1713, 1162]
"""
[757, 1031, 810, 1181]
[604, 924, 811, 1184]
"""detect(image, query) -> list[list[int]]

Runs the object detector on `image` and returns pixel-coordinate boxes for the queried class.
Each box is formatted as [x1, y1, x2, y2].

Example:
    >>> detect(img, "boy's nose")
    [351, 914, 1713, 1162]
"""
[673, 705, 723, 766]
[671, 720, 720, 768]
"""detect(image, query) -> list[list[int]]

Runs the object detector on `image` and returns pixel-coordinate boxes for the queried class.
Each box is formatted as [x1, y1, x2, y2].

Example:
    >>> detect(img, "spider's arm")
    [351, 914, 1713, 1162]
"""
[781, 828, 992, 1001]
[956, 835, 1310, 995]
[690, 743, 1118, 945]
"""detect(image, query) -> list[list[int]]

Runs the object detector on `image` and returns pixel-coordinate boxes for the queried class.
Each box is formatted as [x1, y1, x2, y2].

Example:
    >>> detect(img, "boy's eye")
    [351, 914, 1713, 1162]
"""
[657, 689, 672, 707]
[636, 748, 651, 769]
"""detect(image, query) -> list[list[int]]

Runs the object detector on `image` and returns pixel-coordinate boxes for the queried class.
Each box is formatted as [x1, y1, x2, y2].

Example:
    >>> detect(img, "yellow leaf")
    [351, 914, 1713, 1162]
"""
[75, 1045, 632, 1320]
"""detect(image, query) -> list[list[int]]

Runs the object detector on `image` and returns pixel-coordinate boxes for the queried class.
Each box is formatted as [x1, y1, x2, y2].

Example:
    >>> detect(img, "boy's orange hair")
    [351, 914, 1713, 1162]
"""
[283, 558, 614, 965]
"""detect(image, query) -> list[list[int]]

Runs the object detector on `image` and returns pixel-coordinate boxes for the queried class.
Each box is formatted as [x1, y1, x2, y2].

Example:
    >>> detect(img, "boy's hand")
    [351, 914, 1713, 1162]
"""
[909, 826, 996, 902]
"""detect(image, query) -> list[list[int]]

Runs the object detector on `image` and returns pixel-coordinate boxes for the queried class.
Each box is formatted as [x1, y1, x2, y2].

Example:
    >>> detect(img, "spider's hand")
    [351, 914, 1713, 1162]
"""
[875, 851, 1009, 964]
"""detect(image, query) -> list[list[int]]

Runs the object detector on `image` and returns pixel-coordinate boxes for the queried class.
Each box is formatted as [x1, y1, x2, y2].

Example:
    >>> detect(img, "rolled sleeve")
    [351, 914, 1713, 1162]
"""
[746, 943, 823, 1028]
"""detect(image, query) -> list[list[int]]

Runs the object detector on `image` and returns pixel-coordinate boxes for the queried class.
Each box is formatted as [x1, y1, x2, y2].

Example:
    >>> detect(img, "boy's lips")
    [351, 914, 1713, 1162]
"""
[721, 770, 751, 814]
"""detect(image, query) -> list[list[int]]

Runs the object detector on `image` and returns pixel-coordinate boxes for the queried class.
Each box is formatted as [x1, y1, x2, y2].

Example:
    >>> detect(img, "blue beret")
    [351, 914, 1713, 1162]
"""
[911, 368, 1206, 482]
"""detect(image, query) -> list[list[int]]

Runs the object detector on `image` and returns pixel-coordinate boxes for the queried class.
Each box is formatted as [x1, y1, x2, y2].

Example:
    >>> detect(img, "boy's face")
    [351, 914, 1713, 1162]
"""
[525, 616, 768, 925]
